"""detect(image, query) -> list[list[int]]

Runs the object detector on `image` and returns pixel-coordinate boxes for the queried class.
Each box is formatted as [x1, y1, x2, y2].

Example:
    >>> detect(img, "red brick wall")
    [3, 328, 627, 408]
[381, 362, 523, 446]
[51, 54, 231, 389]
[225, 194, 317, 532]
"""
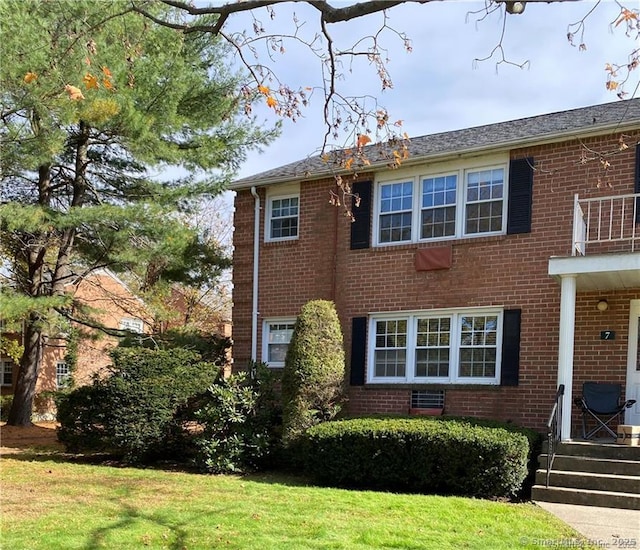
[232, 131, 640, 434]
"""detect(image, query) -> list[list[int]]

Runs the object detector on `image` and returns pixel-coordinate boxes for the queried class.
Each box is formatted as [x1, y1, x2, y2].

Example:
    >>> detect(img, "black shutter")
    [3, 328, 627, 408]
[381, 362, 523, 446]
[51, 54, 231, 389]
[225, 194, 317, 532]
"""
[349, 317, 367, 386]
[350, 181, 372, 249]
[507, 158, 534, 235]
[500, 309, 521, 386]
[635, 144, 640, 223]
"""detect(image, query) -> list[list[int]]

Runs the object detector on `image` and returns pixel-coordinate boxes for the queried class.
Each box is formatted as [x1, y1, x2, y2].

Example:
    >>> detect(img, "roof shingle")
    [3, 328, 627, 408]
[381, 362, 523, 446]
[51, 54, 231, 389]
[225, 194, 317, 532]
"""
[231, 99, 640, 189]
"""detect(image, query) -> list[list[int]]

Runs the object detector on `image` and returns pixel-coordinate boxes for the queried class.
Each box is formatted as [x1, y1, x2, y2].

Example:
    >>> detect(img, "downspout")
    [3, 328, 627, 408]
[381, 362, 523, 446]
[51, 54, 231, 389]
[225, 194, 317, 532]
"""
[250, 186, 261, 362]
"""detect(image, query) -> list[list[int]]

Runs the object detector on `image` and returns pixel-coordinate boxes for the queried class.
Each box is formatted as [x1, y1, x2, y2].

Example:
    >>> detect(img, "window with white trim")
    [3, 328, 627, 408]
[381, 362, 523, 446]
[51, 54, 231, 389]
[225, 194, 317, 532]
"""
[56, 362, 70, 389]
[119, 317, 143, 333]
[374, 157, 508, 246]
[262, 319, 296, 367]
[369, 308, 502, 384]
[1, 360, 13, 387]
[266, 193, 299, 241]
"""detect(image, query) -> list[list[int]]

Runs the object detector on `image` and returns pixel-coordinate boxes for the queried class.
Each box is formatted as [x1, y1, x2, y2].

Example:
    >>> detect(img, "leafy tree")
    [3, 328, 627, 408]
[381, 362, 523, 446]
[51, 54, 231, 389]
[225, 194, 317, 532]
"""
[281, 300, 346, 443]
[133, 0, 639, 212]
[0, 0, 276, 425]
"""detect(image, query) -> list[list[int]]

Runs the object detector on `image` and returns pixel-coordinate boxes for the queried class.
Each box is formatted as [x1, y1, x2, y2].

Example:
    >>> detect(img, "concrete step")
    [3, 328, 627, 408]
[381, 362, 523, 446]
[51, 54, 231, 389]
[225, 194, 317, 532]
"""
[542, 441, 640, 461]
[534, 469, 640, 494]
[538, 453, 640, 476]
[532, 485, 640, 510]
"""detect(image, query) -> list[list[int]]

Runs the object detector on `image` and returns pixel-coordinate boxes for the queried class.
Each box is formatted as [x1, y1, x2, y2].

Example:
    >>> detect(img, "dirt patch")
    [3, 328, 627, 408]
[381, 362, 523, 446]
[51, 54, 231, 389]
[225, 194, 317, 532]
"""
[0, 422, 63, 454]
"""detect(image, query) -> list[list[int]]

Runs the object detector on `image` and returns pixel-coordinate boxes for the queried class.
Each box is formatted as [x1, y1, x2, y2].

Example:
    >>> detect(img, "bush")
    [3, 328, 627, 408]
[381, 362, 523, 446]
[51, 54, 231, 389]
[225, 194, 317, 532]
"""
[120, 328, 231, 366]
[191, 363, 282, 474]
[57, 347, 219, 462]
[281, 300, 346, 443]
[302, 417, 532, 499]
[0, 395, 13, 422]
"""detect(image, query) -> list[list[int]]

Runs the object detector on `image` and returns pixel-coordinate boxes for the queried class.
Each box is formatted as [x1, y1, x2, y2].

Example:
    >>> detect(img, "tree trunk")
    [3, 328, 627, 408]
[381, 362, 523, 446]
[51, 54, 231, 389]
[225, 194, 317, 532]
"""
[6, 315, 46, 426]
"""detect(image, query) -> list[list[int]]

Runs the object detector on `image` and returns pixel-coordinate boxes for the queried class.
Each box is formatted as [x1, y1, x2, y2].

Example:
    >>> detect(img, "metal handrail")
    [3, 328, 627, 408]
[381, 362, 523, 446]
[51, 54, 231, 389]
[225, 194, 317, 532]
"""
[546, 384, 565, 488]
[573, 192, 640, 254]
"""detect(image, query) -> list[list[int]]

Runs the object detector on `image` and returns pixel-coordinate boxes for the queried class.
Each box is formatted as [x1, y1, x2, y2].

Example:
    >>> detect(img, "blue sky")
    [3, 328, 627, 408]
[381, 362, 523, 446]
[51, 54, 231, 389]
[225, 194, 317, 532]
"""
[228, 0, 639, 179]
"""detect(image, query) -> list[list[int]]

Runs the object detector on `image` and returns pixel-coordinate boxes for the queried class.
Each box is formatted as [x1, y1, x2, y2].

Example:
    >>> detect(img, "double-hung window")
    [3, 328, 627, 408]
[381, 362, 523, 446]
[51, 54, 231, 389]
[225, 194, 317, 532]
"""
[375, 156, 508, 245]
[120, 317, 143, 333]
[56, 362, 70, 389]
[369, 309, 502, 385]
[269, 196, 299, 240]
[266, 183, 300, 242]
[421, 175, 457, 239]
[263, 319, 296, 367]
[465, 168, 504, 234]
[379, 182, 413, 243]
[1, 360, 13, 387]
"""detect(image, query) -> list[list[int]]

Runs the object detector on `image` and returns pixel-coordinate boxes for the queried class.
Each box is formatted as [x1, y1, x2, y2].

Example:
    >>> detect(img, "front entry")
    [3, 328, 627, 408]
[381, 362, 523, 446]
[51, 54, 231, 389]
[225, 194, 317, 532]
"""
[626, 299, 640, 425]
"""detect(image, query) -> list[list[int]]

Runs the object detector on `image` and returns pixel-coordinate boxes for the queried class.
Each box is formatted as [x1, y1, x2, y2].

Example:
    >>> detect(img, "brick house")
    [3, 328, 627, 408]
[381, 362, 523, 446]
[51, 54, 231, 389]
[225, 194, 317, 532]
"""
[1, 269, 150, 416]
[230, 99, 640, 441]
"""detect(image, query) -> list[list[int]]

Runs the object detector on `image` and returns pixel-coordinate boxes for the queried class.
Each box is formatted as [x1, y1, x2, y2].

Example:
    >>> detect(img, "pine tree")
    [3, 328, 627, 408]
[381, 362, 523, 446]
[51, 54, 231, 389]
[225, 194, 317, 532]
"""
[0, 0, 276, 425]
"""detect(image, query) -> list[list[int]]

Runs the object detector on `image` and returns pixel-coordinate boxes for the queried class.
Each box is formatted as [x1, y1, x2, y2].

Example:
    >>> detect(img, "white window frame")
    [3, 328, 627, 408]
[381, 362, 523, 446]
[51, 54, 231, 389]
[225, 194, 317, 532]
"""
[262, 318, 297, 368]
[373, 155, 509, 247]
[56, 361, 70, 389]
[367, 307, 503, 385]
[119, 317, 144, 333]
[265, 183, 300, 242]
[0, 360, 13, 387]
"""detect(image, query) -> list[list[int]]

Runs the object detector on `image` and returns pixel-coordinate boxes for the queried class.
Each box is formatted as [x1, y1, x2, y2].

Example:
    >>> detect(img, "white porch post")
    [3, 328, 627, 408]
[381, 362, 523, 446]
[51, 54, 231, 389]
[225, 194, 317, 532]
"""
[557, 274, 577, 440]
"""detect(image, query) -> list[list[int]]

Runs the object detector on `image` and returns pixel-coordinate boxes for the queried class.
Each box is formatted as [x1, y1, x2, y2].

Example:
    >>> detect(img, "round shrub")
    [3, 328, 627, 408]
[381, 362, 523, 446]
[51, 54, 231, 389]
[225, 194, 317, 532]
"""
[281, 300, 346, 443]
[302, 417, 531, 499]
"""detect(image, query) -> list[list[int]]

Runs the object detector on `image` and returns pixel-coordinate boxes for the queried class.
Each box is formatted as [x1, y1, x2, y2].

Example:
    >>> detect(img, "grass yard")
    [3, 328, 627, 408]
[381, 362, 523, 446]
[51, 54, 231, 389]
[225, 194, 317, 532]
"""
[1, 453, 598, 550]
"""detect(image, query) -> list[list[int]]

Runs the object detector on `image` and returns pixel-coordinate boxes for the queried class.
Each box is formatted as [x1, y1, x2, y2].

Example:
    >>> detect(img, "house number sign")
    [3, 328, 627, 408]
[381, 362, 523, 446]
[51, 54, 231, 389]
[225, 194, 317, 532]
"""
[600, 330, 616, 340]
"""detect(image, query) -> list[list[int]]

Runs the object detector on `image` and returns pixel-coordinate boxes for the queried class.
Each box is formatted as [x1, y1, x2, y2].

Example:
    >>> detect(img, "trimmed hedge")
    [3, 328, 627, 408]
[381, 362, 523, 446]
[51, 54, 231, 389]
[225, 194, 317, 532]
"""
[302, 417, 533, 499]
[281, 300, 346, 443]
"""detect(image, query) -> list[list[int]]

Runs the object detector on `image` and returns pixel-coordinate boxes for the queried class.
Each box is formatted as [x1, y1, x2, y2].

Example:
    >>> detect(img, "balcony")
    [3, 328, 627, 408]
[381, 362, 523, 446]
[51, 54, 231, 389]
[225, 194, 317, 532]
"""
[549, 193, 640, 292]
[573, 192, 640, 256]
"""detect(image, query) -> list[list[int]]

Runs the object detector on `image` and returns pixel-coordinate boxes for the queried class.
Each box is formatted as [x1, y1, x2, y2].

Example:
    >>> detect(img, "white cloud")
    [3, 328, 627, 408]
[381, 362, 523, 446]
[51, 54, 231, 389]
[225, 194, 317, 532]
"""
[229, 1, 638, 179]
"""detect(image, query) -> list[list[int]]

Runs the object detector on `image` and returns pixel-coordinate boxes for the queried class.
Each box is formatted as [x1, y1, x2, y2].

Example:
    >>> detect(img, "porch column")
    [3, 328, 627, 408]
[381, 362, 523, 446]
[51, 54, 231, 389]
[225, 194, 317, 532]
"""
[557, 274, 577, 440]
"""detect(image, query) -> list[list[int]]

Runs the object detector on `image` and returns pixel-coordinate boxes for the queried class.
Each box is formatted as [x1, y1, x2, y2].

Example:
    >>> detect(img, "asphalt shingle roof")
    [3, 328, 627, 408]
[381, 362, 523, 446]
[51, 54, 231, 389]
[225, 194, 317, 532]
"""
[231, 99, 640, 189]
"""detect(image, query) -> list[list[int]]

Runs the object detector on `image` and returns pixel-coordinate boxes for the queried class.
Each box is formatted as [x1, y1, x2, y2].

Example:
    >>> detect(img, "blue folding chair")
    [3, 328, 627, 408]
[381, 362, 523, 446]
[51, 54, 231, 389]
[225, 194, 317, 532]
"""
[574, 382, 636, 440]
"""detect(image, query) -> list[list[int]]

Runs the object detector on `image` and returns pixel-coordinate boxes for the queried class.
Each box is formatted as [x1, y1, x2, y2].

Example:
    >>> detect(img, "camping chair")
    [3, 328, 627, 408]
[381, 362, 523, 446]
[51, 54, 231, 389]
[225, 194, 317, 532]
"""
[574, 382, 636, 440]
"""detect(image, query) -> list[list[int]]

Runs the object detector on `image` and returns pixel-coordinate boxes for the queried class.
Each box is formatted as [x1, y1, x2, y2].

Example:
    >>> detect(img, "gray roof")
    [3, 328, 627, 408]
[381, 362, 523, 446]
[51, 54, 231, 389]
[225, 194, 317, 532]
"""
[231, 99, 640, 189]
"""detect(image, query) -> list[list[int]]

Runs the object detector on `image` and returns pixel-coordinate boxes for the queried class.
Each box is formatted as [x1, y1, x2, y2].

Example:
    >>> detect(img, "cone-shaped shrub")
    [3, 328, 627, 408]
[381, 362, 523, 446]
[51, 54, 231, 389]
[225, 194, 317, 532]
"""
[281, 300, 346, 443]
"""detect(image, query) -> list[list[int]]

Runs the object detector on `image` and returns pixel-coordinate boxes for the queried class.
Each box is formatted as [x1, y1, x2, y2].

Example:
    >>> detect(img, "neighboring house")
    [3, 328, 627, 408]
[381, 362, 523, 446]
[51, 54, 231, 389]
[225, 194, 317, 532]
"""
[162, 286, 233, 374]
[230, 99, 640, 441]
[1, 269, 150, 416]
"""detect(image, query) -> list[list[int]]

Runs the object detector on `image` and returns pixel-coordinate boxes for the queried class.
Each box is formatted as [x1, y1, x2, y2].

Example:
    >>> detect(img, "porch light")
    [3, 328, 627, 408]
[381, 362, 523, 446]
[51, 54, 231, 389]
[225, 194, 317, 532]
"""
[597, 299, 609, 312]
[505, 1, 526, 14]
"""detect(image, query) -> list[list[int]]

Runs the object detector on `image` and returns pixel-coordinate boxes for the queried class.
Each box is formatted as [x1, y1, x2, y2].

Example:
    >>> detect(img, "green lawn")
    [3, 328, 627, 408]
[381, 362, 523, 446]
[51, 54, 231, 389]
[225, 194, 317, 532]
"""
[1, 453, 595, 550]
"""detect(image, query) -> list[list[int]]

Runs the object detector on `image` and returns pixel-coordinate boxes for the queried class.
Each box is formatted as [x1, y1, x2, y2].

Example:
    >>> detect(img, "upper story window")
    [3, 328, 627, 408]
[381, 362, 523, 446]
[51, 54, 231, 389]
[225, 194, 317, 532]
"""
[369, 308, 503, 385]
[56, 362, 70, 389]
[262, 319, 296, 367]
[374, 156, 508, 246]
[266, 183, 300, 242]
[1, 360, 13, 387]
[119, 317, 144, 333]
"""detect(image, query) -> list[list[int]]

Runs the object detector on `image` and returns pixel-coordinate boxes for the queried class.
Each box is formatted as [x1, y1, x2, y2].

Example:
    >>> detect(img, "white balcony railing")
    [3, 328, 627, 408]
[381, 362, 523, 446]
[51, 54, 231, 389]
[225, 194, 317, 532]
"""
[572, 193, 640, 256]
